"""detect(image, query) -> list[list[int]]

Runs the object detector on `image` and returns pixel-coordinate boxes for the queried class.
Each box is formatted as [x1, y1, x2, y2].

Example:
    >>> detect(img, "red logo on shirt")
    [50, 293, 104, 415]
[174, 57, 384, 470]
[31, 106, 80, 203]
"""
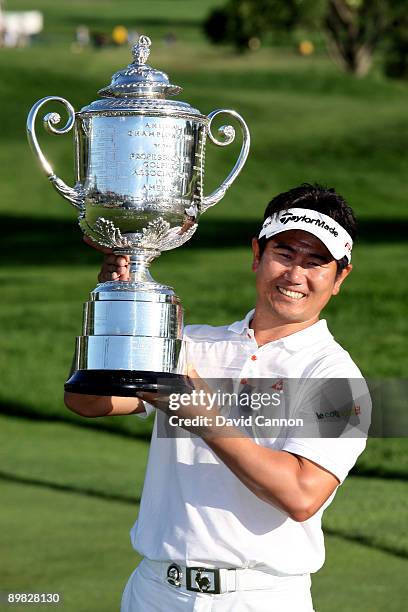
[271, 379, 284, 392]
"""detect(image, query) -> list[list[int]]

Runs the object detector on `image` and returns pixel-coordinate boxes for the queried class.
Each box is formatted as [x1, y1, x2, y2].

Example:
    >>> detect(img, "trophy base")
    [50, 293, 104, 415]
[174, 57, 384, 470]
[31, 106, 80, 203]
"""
[64, 369, 191, 397]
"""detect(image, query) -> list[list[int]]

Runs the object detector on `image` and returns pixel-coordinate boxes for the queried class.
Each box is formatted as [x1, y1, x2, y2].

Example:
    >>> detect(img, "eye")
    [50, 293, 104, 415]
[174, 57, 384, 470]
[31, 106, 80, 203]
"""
[274, 249, 292, 259]
[308, 259, 328, 268]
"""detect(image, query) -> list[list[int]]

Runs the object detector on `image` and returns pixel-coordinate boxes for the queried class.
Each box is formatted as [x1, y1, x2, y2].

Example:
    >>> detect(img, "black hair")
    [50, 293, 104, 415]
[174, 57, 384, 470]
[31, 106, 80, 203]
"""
[257, 183, 357, 273]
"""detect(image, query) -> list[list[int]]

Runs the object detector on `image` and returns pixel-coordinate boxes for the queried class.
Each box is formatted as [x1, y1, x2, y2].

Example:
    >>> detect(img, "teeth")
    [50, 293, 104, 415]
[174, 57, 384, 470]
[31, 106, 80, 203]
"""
[278, 287, 305, 300]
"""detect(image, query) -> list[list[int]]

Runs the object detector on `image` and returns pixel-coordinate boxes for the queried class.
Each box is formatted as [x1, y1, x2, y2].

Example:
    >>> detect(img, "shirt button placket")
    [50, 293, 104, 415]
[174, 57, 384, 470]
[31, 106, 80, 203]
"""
[247, 353, 260, 379]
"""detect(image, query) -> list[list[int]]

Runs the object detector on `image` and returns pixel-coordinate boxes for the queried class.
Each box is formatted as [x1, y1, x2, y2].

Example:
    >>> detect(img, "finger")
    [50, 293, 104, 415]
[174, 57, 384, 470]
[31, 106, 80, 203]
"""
[186, 365, 204, 394]
[98, 270, 119, 283]
[98, 262, 128, 282]
[187, 365, 199, 378]
[136, 391, 169, 411]
[104, 254, 120, 265]
[105, 263, 127, 273]
[186, 365, 215, 397]
[116, 256, 130, 267]
[137, 391, 157, 402]
[103, 255, 130, 271]
[104, 252, 130, 261]
[83, 235, 113, 254]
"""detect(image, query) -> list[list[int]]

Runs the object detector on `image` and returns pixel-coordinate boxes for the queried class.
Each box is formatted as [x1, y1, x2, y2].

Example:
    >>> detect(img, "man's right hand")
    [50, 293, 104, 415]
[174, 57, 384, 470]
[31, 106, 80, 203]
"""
[83, 235, 130, 283]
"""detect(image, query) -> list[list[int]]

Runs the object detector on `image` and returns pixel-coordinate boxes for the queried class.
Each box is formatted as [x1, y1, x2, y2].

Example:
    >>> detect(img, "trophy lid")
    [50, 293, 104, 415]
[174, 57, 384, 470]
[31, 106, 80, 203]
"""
[98, 35, 182, 99]
[79, 34, 205, 119]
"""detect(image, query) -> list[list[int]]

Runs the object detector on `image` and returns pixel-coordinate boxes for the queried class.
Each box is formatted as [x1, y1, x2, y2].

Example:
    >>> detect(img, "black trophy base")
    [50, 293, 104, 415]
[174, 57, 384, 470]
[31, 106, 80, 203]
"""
[64, 369, 191, 397]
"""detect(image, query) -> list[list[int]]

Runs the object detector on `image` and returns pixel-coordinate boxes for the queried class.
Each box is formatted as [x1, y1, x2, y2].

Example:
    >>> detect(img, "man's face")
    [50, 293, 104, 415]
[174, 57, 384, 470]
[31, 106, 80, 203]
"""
[252, 229, 352, 327]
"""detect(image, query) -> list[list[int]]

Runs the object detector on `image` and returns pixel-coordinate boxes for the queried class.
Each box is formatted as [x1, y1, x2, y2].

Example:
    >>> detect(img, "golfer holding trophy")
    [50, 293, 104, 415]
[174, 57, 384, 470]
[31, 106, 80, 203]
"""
[28, 36, 368, 611]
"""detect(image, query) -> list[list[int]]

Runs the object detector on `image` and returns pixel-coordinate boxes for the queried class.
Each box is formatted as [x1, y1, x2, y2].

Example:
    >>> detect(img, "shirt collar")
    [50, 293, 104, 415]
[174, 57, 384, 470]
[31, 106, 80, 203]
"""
[277, 319, 332, 351]
[228, 309, 255, 335]
[228, 311, 332, 351]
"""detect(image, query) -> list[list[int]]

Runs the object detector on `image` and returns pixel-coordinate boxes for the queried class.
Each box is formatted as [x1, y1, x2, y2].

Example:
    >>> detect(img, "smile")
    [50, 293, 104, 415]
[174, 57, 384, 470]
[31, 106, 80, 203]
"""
[277, 286, 306, 300]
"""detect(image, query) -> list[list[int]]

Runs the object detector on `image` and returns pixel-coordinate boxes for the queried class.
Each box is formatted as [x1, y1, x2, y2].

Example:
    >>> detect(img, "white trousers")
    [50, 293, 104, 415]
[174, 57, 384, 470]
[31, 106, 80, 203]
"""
[121, 559, 316, 612]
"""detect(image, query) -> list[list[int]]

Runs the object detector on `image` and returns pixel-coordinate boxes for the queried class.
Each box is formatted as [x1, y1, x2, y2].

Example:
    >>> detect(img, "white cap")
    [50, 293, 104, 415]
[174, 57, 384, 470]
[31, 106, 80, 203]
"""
[258, 208, 353, 262]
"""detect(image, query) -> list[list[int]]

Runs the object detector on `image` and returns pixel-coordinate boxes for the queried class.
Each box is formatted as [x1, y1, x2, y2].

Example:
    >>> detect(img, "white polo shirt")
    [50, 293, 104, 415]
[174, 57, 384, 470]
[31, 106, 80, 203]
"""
[130, 311, 369, 575]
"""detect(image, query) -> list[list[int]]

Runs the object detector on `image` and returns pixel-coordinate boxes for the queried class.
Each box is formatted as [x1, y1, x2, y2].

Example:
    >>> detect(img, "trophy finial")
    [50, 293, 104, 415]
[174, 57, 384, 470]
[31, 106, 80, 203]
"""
[132, 35, 151, 65]
[98, 34, 182, 98]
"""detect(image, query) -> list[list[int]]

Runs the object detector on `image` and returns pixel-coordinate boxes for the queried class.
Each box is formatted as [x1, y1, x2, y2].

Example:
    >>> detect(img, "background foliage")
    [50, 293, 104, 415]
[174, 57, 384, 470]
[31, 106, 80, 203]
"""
[205, 0, 408, 78]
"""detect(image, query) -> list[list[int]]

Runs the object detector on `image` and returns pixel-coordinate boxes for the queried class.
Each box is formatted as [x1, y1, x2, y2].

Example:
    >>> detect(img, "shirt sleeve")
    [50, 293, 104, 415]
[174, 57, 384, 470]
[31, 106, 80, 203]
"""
[134, 401, 156, 419]
[282, 437, 367, 484]
[281, 372, 371, 484]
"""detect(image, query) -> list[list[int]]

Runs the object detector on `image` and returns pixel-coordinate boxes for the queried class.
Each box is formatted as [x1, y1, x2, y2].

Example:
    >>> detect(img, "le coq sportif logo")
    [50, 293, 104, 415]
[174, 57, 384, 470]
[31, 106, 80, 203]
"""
[279, 211, 339, 237]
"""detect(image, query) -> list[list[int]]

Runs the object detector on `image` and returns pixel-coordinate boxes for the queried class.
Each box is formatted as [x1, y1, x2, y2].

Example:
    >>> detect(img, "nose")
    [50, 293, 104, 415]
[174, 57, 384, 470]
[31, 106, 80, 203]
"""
[283, 264, 305, 284]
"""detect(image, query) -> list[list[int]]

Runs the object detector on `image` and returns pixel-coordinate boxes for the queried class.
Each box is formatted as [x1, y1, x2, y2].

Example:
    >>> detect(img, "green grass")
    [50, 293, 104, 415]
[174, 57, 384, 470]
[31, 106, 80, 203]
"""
[0, 416, 407, 611]
[2, 37, 408, 222]
[0, 416, 146, 610]
[1, 480, 140, 612]
[0, 416, 149, 500]
[0, 3, 407, 608]
[7, 1, 222, 25]
[6, 0, 224, 44]
[4, 475, 407, 611]
[0, 247, 407, 474]
[323, 476, 408, 558]
[0, 415, 406, 557]
[1, 243, 407, 409]
[312, 535, 408, 612]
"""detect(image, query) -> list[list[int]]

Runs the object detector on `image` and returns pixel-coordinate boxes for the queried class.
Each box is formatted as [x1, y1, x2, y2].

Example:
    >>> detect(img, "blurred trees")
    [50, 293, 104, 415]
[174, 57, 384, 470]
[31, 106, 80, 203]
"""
[324, 0, 387, 77]
[204, 0, 408, 79]
[204, 0, 325, 52]
[383, 0, 408, 79]
[325, 0, 408, 78]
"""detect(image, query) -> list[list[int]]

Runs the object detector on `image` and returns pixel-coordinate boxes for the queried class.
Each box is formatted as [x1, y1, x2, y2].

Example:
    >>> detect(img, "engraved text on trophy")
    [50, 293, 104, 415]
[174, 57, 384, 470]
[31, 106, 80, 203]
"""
[78, 115, 205, 235]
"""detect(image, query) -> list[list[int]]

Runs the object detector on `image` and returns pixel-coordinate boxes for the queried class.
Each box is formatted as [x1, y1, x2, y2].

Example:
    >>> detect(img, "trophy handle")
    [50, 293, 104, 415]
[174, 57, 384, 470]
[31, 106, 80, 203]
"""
[26, 96, 84, 209]
[201, 109, 250, 212]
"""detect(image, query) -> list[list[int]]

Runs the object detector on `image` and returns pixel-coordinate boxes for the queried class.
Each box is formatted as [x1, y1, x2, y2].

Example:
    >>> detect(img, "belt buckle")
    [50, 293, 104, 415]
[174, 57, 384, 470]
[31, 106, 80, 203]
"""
[167, 563, 183, 587]
[186, 567, 220, 594]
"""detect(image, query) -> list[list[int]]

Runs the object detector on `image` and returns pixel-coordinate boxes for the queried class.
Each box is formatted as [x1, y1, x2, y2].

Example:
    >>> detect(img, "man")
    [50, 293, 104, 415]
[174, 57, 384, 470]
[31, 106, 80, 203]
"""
[65, 183, 369, 611]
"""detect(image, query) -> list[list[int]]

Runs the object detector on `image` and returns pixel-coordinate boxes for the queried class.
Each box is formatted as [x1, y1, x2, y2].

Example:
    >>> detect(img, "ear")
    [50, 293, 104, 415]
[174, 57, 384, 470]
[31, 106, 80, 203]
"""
[252, 238, 261, 271]
[332, 264, 352, 296]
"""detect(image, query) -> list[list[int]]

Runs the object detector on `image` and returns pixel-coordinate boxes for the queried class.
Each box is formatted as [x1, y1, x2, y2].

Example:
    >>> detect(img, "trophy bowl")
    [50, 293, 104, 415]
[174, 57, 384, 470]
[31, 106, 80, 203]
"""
[26, 35, 250, 396]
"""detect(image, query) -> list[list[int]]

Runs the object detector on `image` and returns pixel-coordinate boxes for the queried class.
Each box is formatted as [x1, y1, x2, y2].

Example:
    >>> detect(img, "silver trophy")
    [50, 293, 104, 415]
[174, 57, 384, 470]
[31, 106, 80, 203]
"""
[26, 35, 250, 396]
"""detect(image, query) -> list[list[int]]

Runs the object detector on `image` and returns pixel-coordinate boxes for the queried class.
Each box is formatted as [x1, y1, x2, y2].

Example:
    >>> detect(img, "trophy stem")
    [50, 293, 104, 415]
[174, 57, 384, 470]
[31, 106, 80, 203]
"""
[98, 248, 173, 293]
[125, 250, 161, 284]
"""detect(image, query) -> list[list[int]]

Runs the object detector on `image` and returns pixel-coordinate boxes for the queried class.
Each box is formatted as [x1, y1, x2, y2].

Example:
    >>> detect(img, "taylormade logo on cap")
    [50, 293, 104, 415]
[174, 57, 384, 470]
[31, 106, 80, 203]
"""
[258, 207, 353, 263]
[279, 211, 339, 237]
